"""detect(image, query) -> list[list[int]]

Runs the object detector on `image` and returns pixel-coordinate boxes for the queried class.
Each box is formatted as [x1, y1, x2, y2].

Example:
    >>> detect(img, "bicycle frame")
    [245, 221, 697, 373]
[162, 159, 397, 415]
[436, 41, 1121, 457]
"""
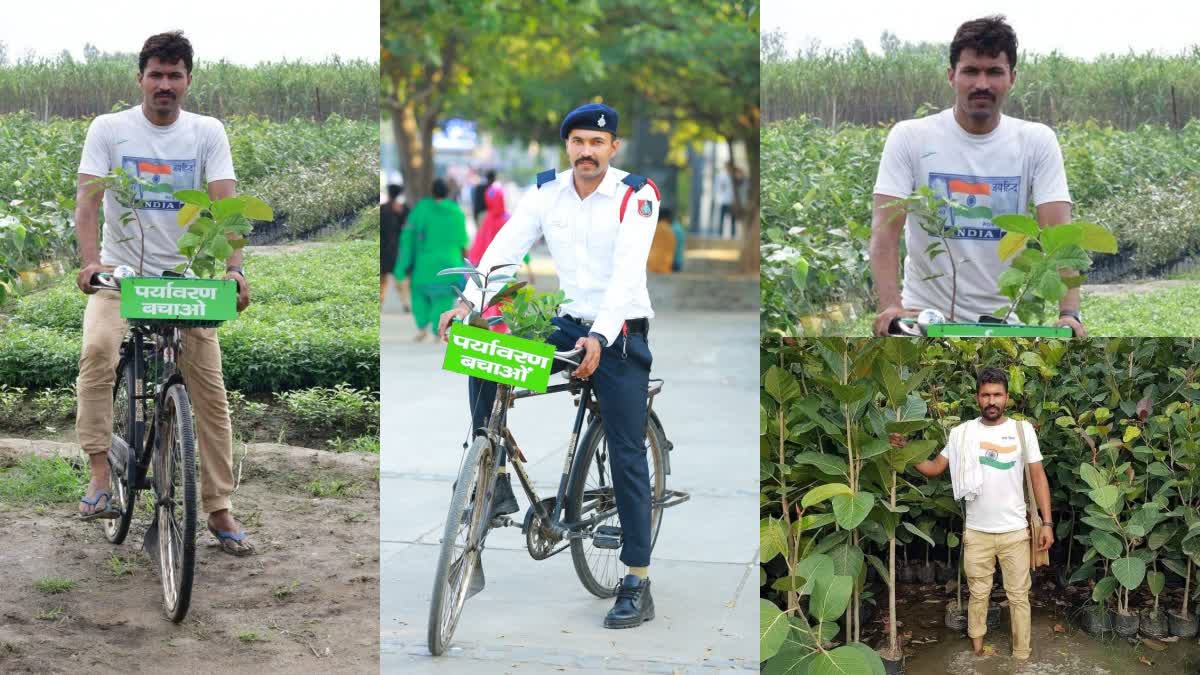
[124, 324, 187, 491]
[483, 376, 669, 543]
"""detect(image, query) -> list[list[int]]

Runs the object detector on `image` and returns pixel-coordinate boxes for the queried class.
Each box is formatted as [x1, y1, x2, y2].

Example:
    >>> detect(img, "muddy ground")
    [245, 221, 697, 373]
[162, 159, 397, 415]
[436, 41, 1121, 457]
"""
[0, 438, 379, 674]
[872, 571, 1200, 674]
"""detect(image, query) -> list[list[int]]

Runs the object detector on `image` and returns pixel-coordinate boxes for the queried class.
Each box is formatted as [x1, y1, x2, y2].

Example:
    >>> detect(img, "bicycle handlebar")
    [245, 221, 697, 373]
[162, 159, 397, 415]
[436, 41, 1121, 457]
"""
[90, 272, 120, 291]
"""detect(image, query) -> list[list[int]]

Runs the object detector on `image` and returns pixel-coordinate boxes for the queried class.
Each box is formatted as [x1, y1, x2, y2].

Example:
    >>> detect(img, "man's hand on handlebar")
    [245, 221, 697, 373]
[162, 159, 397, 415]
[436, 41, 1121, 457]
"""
[573, 336, 602, 379]
[437, 303, 471, 342]
[874, 304, 908, 336]
[77, 262, 113, 294]
[1056, 315, 1087, 338]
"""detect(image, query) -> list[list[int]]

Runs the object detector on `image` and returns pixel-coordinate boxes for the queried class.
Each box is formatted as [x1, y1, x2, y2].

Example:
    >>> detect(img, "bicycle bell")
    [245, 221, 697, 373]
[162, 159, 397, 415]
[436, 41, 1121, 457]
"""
[916, 309, 946, 328]
[113, 264, 136, 280]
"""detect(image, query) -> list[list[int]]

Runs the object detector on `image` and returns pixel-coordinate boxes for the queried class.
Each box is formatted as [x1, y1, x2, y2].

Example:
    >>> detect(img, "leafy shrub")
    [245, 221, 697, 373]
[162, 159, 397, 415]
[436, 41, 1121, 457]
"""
[275, 383, 380, 434]
[251, 146, 380, 237]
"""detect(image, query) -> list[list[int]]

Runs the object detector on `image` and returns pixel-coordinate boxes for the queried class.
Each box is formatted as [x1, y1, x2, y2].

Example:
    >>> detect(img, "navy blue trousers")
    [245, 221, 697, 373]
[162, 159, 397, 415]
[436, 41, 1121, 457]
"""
[468, 316, 653, 567]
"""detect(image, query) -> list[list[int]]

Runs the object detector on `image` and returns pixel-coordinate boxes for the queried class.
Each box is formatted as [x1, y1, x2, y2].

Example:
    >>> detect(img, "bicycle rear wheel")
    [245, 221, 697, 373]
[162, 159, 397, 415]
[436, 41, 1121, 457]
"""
[155, 383, 198, 623]
[104, 352, 138, 544]
[567, 413, 666, 598]
[428, 435, 496, 656]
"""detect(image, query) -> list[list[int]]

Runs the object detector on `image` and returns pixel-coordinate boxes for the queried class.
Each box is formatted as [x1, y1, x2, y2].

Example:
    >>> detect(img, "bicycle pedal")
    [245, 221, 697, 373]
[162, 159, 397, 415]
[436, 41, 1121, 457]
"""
[490, 515, 515, 529]
[593, 525, 623, 550]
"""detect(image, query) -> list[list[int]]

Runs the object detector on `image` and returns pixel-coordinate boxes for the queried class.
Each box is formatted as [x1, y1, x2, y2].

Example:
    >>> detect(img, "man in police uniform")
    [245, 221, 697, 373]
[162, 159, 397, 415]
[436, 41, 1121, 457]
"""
[437, 102, 660, 629]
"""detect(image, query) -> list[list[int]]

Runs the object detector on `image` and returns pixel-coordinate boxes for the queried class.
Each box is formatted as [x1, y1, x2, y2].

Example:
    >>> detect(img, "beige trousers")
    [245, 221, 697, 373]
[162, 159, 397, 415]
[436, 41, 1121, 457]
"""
[964, 526, 1032, 659]
[76, 292, 235, 513]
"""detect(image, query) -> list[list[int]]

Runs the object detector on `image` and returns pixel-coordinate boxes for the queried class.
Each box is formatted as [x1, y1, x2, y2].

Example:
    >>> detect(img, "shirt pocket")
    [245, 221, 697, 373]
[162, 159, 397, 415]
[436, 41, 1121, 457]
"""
[585, 217, 620, 282]
[543, 219, 575, 269]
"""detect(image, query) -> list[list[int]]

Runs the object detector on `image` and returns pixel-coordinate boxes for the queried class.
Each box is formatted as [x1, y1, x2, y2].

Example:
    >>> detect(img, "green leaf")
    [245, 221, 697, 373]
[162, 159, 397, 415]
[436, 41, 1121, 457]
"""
[765, 366, 801, 404]
[993, 213, 1040, 237]
[1040, 223, 1084, 255]
[829, 382, 868, 404]
[947, 531, 960, 548]
[760, 599, 789, 661]
[827, 542, 865, 579]
[173, 189, 211, 208]
[1078, 463, 1105, 491]
[1147, 462, 1172, 478]
[842, 642, 887, 675]
[885, 420, 931, 434]
[1069, 562, 1097, 584]
[1090, 530, 1123, 560]
[799, 513, 837, 532]
[176, 232, 201, 250]
[796, 553, 834, 596]
[241, 195, 274, 221]
[832, 492, 874, 530]
[997, 266, 1027, 296]
[210, 196, 245, 221]
[1088, 485, 1121, 514]
[794, 452, 849, 477]
[1148, 571, 1165, 597]
[1112, 557, 1146, 590]
[809, 574, 853, 621]
[1092, 575, 1118, 603]
[806, 645, 871, 675]
[1079, 222, 1118, 253]
[865, 554, 892, 587]
[771, 576, 808, 592]
[902, 521, 935, 547]
[1123, 426, 1141, 443]
[890, 439, 938, 471]
[858, 435, 892, 460]
[761, 518, 789, 563]
[801, 483, 854, 508]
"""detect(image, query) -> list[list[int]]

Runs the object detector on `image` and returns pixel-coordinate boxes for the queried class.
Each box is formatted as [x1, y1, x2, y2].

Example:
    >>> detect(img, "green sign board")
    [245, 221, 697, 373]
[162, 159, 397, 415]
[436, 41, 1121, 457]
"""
[923, 323, 1073, 338]
[119, 276, 237, 322]
[443, 323, 556, 392]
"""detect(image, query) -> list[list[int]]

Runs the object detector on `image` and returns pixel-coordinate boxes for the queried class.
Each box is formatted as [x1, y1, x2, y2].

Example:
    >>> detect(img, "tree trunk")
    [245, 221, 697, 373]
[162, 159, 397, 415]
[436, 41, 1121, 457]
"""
[737, 130, 760, 274]
[392, 100, 435, 205]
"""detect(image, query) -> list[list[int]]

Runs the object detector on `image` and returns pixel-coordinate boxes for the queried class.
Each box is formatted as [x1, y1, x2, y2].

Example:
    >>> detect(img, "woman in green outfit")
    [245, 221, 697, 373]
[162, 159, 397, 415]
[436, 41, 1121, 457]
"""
[396, 178, 469, 341]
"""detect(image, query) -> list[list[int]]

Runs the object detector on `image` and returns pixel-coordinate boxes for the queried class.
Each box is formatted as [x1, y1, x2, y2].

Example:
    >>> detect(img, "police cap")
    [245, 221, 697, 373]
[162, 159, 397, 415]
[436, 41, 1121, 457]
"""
[560, 103, 618, 139]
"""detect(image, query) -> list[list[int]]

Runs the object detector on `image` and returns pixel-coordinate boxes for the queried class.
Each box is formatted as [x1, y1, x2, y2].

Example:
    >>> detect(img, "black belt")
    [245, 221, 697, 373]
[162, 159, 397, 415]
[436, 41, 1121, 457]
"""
[563, 315, 649, 336]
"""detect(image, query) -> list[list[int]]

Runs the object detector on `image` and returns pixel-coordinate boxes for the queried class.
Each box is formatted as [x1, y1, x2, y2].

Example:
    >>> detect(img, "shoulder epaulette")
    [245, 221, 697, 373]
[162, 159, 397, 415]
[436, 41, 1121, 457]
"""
[621, 174, 648, 192]
[536, 169, 558, 189]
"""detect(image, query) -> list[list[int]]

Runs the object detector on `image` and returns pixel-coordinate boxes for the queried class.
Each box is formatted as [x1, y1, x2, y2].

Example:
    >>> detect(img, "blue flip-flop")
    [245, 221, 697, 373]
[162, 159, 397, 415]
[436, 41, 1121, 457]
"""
[79, 489, 120, 521]
[207, 523, 256, 556]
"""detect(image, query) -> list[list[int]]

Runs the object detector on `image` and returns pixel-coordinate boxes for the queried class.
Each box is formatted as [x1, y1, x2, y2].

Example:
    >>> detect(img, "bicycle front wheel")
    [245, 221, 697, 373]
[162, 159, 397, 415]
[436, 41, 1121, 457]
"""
[104, 354, 138, 545]
[567, 414, 666, 598]
[155, 383, 198, 623]
[428, 435, 497, 656]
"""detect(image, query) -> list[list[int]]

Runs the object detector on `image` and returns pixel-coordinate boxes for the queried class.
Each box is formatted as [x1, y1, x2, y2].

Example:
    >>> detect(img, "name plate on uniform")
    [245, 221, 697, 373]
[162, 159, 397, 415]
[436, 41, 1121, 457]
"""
[443, 323, 555, 392]
[119, 277, 238, 322]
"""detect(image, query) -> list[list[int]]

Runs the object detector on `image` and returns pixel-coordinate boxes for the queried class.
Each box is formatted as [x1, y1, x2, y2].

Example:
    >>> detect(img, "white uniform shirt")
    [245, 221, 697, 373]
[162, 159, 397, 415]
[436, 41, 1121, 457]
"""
[464, 165, 660, 345]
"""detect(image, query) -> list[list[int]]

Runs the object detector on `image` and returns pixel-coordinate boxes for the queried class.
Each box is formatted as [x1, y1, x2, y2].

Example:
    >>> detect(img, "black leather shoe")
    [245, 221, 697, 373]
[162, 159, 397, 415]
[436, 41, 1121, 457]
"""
[604, 575, 654, 629]
[489, 473, 519, 519]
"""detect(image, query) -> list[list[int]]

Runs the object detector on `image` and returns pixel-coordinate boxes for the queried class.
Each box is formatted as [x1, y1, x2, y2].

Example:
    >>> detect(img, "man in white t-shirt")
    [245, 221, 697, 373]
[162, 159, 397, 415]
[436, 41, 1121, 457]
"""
[73, 31, 253, 555]
[869, 15, 1086, 337]
[892, 367, 1053, 659]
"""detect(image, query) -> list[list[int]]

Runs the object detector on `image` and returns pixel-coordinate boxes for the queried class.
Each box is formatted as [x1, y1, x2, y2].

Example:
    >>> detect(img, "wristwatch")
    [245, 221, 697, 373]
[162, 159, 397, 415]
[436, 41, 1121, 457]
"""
[1041, 521, 1054, 528]
[588, 331, 608, 348]
[1058, 309, 1081, 323]
[226, 265, 245, 277]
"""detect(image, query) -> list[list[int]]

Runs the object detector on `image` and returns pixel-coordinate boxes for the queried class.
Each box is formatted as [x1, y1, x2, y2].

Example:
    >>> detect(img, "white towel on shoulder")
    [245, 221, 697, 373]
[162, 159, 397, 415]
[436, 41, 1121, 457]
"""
[947, 418, 984, 502]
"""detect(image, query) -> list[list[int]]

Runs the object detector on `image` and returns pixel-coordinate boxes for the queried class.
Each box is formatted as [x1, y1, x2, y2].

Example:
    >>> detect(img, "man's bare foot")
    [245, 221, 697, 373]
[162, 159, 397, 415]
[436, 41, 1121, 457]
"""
[79, 453, 112, 517]
[207, 508, 255, 556]
[972, 637, 983, 656]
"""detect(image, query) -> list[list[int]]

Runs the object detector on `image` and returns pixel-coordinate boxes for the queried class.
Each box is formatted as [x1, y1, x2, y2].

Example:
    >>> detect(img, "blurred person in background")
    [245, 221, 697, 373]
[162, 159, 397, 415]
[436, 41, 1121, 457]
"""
[714, 161, 736, 237]
[396, 178, 468, 341]
[380, 183, 410, 308]
[472, 169, 495, 227]
[667, 207, 686, 272]
[647, 205, 676, 274]
[467, 173, 513, 331]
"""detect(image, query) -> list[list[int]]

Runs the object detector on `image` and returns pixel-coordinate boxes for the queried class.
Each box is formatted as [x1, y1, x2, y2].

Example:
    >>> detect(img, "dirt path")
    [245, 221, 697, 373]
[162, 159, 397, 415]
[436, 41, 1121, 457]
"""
[0, 440, 378, 674]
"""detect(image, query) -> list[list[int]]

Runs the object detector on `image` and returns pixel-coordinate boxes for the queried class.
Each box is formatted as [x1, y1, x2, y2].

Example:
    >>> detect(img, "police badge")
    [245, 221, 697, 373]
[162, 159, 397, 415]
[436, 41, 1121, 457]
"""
[637, 199, 653, 217]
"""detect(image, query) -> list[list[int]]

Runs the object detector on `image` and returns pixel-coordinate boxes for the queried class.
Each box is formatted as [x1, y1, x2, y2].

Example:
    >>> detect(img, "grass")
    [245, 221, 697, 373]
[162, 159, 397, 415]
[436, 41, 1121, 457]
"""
[272, 580, 301, 600]
[107, 554, 137, 577]
[35, 607, 63, 621]
[305, 479, 355, 498]
[326, 435, 380, 454]
[0, 455, 87, 504]
[237, 630, 268, 643]
[33, 577, 75, 594]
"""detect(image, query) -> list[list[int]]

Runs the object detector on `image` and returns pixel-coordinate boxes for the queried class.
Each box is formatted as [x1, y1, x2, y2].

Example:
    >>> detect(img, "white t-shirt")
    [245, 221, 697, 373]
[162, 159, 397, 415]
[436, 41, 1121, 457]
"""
[940, 418, 1043, 533]
[78, 106, 237, 276]
[874, 109, 1072, 322]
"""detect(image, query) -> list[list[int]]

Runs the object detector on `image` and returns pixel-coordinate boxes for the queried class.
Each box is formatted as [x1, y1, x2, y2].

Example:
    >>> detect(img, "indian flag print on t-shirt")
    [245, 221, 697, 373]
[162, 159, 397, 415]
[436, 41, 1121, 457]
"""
[979, 440, 1018, 470]
[928, 172, 1021, 241]
[120, 156, 197, 210]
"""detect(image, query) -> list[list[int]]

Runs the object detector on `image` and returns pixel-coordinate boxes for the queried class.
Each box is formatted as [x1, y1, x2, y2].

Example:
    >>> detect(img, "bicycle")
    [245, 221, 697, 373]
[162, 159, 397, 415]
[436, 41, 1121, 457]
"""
[92, 270, 229, 622]
[427, 346, 690, 655]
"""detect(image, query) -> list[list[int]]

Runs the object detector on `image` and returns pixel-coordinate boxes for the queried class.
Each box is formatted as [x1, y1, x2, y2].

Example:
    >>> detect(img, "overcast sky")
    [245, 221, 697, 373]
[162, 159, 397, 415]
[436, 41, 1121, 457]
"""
[0, 0, 379, 65]
[764, 0, 1200, 60]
